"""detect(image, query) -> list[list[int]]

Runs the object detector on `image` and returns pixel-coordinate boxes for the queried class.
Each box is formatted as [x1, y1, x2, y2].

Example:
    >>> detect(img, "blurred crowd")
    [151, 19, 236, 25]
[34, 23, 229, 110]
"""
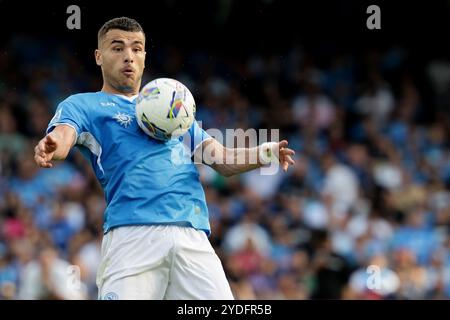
[1, 35, 450, 300]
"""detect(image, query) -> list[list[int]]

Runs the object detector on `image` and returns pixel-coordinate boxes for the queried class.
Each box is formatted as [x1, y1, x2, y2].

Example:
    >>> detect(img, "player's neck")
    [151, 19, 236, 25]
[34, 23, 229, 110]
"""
[101, 84, 139, 97]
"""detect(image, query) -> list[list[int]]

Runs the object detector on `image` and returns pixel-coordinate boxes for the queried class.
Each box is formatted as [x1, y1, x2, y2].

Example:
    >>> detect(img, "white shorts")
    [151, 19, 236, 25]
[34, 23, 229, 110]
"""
[96, 225, 234, 300]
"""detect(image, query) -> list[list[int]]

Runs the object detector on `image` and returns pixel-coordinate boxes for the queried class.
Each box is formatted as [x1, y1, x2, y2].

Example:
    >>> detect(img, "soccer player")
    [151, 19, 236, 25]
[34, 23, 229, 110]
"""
[34, 17, 295, 300]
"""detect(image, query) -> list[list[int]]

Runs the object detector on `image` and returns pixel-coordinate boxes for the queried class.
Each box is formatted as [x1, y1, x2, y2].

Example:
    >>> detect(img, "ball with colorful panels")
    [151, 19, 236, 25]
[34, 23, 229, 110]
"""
[135, 78, 196, 141]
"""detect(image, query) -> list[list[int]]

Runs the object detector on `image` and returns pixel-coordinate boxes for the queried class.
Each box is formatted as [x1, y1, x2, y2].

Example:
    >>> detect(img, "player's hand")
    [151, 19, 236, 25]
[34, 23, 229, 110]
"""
[34, 135, 58, 168]
[277, 140, 295, 172]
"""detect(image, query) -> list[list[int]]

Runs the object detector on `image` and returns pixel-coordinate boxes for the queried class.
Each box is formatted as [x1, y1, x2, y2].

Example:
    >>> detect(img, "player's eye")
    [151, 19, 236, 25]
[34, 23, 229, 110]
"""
[133, 48, 143, 53]
[113, 47, 123, 52]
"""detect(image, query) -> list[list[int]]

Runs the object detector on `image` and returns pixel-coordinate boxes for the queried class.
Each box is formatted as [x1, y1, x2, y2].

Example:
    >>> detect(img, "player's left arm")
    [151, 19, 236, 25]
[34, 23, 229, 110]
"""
[194, 138, 295, 177]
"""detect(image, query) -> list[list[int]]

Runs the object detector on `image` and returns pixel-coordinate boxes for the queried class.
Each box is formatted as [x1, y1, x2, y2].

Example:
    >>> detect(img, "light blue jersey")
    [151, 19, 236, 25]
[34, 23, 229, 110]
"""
[46, 92, 212, 235]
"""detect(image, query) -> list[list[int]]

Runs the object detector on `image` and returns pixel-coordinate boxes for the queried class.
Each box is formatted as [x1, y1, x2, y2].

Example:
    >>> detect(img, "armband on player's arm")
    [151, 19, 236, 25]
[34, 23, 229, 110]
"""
[258, 142, 280, 165]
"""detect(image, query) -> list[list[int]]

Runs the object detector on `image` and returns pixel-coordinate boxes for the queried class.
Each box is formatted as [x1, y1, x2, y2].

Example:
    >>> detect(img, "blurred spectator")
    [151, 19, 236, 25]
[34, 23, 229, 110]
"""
[223, 213, 272, 256]
[354, 70, 395, 127]
[392, 248, 428, 299]
[18, 246, 88, 300]
[346, 254, 400, 299]
[292, 75, 336, 132]
[310, 231, 354, 299]
[321, 152, 359, 221]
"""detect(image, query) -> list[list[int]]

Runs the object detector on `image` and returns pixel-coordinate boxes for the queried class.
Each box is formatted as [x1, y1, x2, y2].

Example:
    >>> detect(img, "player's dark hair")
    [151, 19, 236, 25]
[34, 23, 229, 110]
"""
[98, 17, 144, 44]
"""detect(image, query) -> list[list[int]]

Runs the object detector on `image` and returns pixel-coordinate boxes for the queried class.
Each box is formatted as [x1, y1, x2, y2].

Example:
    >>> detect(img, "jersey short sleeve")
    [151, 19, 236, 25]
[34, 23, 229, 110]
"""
[182, 120, 212, 155]
[46, 97, 89, 141]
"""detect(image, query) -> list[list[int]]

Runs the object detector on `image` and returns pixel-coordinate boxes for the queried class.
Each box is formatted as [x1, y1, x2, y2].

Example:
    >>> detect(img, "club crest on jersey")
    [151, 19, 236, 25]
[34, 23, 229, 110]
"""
[113, 112, 134, 128]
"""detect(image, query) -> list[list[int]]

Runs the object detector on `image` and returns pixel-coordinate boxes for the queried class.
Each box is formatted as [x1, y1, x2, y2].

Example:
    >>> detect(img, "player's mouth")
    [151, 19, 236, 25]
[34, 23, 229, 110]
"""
[121, 67, 135, 77]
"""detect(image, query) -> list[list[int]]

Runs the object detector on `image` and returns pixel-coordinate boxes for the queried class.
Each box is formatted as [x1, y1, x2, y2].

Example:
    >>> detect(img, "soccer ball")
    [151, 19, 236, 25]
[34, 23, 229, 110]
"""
[135, 78, 196, 141]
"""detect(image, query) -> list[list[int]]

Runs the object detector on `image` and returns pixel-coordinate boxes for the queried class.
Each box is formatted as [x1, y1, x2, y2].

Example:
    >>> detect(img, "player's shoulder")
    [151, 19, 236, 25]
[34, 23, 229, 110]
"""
[61, 92, 104, 106]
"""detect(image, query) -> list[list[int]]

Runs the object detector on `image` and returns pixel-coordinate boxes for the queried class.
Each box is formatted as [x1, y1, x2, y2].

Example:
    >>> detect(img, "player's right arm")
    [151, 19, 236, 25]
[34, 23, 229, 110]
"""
[34, 124, 76, 168]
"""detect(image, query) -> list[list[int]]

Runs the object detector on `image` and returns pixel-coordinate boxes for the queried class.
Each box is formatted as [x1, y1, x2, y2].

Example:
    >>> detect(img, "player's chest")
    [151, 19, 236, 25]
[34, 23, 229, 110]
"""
[92, 106, 138, 130]
[90, 107, 167, 149]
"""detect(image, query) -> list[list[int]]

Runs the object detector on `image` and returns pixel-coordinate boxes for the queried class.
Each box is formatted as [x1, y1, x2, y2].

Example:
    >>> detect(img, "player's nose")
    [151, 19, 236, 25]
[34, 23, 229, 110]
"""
[124, 56, 134, 64]
[123, 48, 134, 64]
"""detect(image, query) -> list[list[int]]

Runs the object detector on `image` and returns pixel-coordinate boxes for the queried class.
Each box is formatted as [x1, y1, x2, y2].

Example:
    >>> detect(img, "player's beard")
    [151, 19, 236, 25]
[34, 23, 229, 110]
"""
[109, 70, 142, 94]
[117, 77, 135, 93]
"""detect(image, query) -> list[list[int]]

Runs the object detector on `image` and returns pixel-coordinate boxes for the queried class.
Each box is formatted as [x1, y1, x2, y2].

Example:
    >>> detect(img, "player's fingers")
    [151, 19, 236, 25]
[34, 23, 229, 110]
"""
[34, 150, 43, 161]
[34, 146, 41, 158]
[39, 163, 52, 168]
[37, 140, 45, 150]
[34, 148, 48, 166]
[37, 140, 49, 154]
[284, 155, 295, 165]
[280, 149, 295, 160]
[34, 153, 40, 165]
[282, 148, 295, 156]
[36, 141, 55, 164]
[278, 140, 289, 149]
[41, 159, 53, 168]
[280, 154, 295, 172]
[36, 148, 47, 159]
[35, 144, 44, 156]
[35, 156, 52, 168]
[35, 155, 44, 167]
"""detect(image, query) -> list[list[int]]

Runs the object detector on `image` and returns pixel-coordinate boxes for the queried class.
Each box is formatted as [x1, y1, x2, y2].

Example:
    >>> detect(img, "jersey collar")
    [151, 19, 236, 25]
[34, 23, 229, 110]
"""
[114, 94, 138, 102]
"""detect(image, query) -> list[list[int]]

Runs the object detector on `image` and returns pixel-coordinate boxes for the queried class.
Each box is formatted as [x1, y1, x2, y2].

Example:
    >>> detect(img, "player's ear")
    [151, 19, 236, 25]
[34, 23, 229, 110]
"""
[95, 49, 102, 66]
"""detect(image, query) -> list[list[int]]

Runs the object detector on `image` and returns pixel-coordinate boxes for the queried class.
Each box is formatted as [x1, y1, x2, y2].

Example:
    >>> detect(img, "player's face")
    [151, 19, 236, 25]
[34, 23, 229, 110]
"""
[96, 29, 146, 95]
